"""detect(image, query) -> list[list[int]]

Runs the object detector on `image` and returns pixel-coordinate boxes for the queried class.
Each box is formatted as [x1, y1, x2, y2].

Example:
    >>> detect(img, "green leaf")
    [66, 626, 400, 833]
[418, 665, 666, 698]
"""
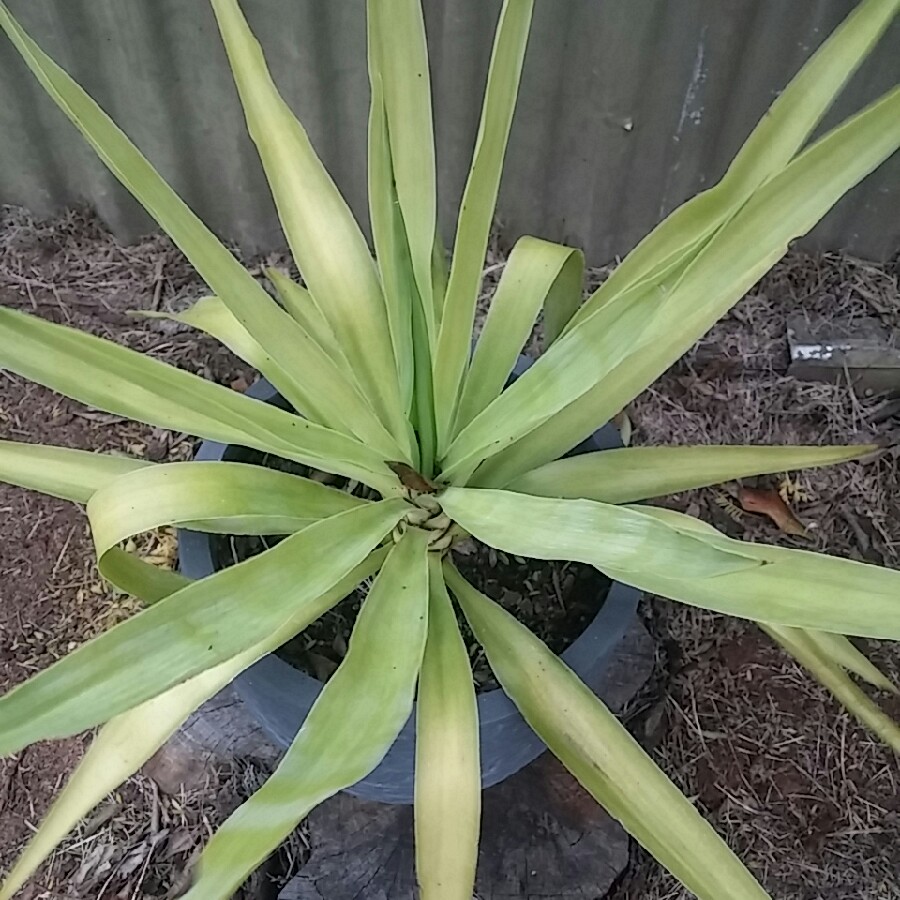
[508, 444, 879, 504]
[474, 84, 900, 488]
[455, 237, 583, 432]
[146, 291, 392, 450]
[365, 19, 428, 461]
[0, 550, 384, 900]
[441, 288, 665, 482]
[763, 625, 900, 753]
[432, 0, 535, 453]
[444, 563, 770, 900]
[442, 488, 900, 639]
[137, 295, 328, 428]
[209, 0, 409, 450]
[264, 270, 398, 448]
[411, 280, 439, 475]
[139, 297, 400, 459]
[370, 0, 437, 335]
[100, 548, 192, 604]
[265, 269, 348, 369]
[0, 499, 406, 756]
[800, 629, 898, 695]
[367, 40, 416, 405]
[541, 244, 586, 349]
[0, 2, 356, 420]
[86, 462, 365, 564]
[415, 557, 480, 900]
[565, 0, 900, 329]
[0, 307, 399, 495]
[441, 487, 760, 579]
[183, 528, 431, 900]
[0, 440, 149, 504]
[625, 505, 900, 639]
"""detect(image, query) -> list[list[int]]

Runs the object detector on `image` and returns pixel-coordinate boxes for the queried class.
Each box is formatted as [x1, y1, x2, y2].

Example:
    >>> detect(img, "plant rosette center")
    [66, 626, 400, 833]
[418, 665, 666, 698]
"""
[395, 492, 457, 552]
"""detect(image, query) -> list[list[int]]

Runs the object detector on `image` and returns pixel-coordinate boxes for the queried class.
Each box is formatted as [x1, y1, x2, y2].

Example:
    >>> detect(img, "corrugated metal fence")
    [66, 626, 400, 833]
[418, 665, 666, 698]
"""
[1, 1, 898, 263]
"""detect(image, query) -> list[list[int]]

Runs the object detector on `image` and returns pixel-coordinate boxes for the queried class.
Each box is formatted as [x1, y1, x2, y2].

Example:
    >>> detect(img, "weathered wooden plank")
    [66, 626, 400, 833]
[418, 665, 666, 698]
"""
[787, 314, 900, 395]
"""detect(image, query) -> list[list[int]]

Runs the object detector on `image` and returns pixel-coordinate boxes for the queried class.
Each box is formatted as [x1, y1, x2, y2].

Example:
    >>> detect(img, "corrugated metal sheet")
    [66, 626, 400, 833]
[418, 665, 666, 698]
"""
[0, 0, 897, 262]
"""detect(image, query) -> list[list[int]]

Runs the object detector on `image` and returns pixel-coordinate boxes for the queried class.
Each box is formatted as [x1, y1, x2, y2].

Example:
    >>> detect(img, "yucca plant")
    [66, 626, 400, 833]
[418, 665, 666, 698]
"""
[0, 0, 899, 897]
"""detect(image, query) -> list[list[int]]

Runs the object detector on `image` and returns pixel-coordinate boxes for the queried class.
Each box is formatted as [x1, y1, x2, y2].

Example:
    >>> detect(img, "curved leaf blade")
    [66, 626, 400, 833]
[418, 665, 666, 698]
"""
[474, 84, 900, 488]
[442, 488, 900, 639]
[566, 0, 900, 328]
[365, 23, 429, 457]
[367, 48, 417, 405]
[370, 0, 436, 332]
[138, 295, 324, 421]
[209, 0, 408, 449]
[508, 444, 878, 504]
[100, 547, 192, 603]
[183, 528, 431, 900]
[87, 462, 364, 556]
[444, 563, 770, 900]
[801, 629, 898, 695]
[0, 307, 398, 494]
[0, 441, 149, 504]
[139, 290, 401, 455]
[0, 2, 346, 414]
[0, 500, 406, 756]
[441, 487, 760, 579]
[627, 505, 900, 639]
[763, 624, 900, 753]
[455, 236, 583, 432]
[433, 0, 535, 453]
[265, 270, 355, 381]
[442, 285, 661, 482]
[415, 558, 481, 900]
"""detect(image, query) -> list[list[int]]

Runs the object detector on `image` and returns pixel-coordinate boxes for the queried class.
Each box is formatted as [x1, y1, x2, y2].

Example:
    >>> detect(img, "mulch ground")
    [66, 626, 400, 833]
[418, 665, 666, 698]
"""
[0, 205, 899, 899]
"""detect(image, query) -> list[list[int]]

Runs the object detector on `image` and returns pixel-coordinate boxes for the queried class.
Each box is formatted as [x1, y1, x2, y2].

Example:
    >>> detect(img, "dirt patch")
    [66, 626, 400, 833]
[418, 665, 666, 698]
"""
[0, 379, 143, 871]
[452, 540, 610, 690]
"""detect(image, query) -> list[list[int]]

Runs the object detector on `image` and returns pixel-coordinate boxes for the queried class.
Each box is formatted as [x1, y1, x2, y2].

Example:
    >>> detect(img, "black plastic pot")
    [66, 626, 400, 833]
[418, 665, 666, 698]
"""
[179, 363, 639, 804]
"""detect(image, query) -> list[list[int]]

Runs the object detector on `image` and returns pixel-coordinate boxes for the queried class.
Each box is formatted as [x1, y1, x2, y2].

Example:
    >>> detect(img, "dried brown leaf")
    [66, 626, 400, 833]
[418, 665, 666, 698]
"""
[739, 486, 808, 536]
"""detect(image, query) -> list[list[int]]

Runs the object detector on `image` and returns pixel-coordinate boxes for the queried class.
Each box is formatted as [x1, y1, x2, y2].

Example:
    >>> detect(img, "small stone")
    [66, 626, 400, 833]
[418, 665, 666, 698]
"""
[141, 742, 214, 796]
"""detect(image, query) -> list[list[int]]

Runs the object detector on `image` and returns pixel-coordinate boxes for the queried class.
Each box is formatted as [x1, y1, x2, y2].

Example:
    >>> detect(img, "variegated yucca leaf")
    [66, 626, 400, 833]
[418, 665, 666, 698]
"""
[442, 489, 900, 639]
[564, 0, 900, 328]
[764, 625, 900, 753]
[446, 563, 770, 900]
[0, 440, 150, 503]
[509, 443, 880, 504]
[0, 500, 406, 756]
[183, 529, 430, 899]
[433, 0, 535, 453]
[455, 236, 584, 432]
[209, 0, 410, 452]
[138, 294, 382, 443]
[473, 82, 900, 487]
[0, 306, 401, 494]
[416, 557, 481, 899]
